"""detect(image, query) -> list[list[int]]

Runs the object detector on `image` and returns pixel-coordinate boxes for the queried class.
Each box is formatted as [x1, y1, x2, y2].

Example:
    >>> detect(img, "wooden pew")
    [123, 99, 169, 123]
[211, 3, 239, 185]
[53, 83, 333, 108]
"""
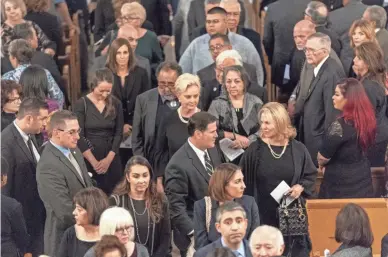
[314, 167, 387, 197]
[307, 198, 388, 257]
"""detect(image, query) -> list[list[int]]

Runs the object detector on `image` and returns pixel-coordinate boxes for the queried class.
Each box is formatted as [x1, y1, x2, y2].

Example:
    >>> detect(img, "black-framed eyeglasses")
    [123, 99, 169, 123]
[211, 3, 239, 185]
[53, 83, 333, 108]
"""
[57, 128, 82, 136]
[209, 44, 226, 53]
[7, 97, 21, 103]
[116, 225, 134, 234]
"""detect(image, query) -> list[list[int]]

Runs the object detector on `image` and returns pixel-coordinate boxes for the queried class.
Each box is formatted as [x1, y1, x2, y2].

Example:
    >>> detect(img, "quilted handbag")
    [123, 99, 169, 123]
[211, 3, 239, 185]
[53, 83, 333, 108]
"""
[277, 195, 309, 237]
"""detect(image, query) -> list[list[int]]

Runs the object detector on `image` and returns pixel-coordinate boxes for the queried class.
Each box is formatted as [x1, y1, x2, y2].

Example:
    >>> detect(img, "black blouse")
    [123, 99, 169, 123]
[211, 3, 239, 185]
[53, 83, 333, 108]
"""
[57, 226, 97, 257]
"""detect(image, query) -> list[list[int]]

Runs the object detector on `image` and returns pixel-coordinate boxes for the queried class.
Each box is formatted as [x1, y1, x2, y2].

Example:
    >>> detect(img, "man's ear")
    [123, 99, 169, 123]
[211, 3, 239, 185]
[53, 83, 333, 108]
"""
[215, 222, 221, 233]
[279, 244, 285, 255]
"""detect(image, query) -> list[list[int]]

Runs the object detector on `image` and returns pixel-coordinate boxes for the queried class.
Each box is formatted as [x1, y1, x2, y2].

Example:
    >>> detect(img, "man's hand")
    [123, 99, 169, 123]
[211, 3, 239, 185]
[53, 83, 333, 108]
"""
[44, 48, 56, 57]
[286, 184, 304, 199]
[288, 99, 296, 117]
[156, 177, 164, 193]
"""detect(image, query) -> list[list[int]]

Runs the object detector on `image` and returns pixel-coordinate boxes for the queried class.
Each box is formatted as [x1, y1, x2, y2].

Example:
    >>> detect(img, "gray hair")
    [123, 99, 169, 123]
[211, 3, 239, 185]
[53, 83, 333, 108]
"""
[222, 65, 249, 91]
[365, 5, 387, 29]
[99, 207, 134, 239]
[215, 201, 246, 223]
[9, 39, 33, 64]
[220, 0, 241, 11]
[216, 49, 243, 66]
[156, 61, 183, 77]
[307, 32, 331, 51]
[174, 73, 201, 95]
[305, 1, 328, 26]
[249, 225, 285, 250]
[205, 0, 222, 5]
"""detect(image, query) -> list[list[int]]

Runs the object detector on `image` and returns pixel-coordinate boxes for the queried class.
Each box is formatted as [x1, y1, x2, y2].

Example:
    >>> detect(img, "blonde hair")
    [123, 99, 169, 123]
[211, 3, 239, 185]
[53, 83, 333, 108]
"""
[258, 102, 296, 140]
[99, 207, 134, 238]
[174, 73, 201, 95]
[121, 2, 146, 25]
[1, 0, 27, 20]
[349, 19, 377, 48]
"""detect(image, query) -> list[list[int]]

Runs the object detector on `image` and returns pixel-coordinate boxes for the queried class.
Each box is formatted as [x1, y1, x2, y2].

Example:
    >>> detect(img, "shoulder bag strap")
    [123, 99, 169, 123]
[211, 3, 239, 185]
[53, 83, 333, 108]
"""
[204, 196, 212, 233]
[111, 194, 120, 206]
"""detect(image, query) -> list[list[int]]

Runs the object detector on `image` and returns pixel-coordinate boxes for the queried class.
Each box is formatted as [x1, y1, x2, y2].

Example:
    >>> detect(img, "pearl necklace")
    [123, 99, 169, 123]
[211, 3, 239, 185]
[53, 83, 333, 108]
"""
[177, 107, 199, 123]
[266, 141, 288, 159]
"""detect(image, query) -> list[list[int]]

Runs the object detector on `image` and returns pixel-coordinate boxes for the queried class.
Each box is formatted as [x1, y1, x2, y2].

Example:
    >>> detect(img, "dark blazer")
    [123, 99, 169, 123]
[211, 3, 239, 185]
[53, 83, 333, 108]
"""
[382, 234, 388, 257]
[132, 88, 178, 160]
[111, 66, 151, 125]
[193, 195, 260, 249]
[141, 0, 172, 36]
[194, 238, 253, 257]
[36, 142, 93, 256]
[263, 0, 311, 87]
[1, 195, 30, 257]
[1, 123, 44, 253]
[164, 142, 223, 250]
[376, 29, 388, 69]
[300, 57, 346, 165]
[190, 26, 266, 83]
[187, 0, 246, 38]
[200, 78, 268, 112]
[316, 25, 341, 57]
[197, 62, 257, 85]
[329, 0, 367, 75]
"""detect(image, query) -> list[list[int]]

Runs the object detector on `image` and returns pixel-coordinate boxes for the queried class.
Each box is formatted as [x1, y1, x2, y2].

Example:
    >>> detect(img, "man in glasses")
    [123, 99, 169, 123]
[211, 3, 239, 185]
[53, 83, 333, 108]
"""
[2, 98, 49, 257]
[37, 110, 93, 257]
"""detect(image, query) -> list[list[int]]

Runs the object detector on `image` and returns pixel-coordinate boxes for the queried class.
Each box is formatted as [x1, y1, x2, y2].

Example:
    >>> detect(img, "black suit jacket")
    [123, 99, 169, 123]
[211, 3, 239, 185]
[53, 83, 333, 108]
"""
[316, 25, 341, 57]
[193, 195, 260, 250]
[382, 234, 388, 257]
[300, 57, 345, 165]
[165, 142, 223, 250]
[37, 142, 93, 256]
[200, 78, 268, 111]
[193, 238, 253, 257]
[263, 0, 311, 87]
[197, 62, 257, 85]
[142, 0, 172, 35]
[377, 29, 388, 69]
[187, 0, 246, 38]
[111, 66, 151, 125]
[1, 123, 44, 252]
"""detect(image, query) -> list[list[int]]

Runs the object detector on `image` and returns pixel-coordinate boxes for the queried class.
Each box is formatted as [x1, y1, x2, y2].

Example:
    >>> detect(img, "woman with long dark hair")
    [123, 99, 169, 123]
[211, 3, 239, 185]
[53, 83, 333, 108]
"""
[353, 42, 388, 167]
[1, 80, 22, 131]
[318, 78, 376, 198]
[110, 156, 171, 257]
[73, 68, 124, 195]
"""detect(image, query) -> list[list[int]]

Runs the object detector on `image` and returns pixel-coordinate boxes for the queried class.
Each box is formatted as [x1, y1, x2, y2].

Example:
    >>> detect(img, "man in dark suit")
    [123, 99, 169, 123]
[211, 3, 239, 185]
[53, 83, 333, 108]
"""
[194, 201, 252, 257]
[363, 6, 388, 67]
[329, 0, 367, 75]
[304, 1, 342, 56]
[201, 49, 267, 111]
[1, 98, 49, 257]
[249, 225, 285, 257]
[132, 61, 182, 191]
[37, 110, 94, 256]
[197, 34, 257, 85]
[165, 112, 223, 256]
[382, 233, 388, 257]
[187, 0, 246, 39]
[298, 33, 346, 165]
[263, 0, 311, 88]
[141, 0, 172, 36]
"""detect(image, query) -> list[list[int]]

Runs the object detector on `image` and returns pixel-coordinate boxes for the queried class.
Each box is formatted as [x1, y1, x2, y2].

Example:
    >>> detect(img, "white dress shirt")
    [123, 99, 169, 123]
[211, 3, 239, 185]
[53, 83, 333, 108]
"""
[14, 121, 40, 162]
[313, 55, 329, 77]
[187, 138, 209, 169]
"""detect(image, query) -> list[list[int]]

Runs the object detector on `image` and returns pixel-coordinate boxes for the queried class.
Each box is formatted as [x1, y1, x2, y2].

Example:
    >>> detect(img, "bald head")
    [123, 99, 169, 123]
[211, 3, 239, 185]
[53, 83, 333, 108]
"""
[117, 24, 139, 51]
[305, 1, 328, 26]
[294, 20, 316, 50]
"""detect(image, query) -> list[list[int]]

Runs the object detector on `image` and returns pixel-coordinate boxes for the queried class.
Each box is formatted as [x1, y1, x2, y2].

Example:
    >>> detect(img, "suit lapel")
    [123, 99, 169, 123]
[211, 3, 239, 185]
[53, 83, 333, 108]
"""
[184, 143, 210, 183]
[11, 124, 35, 164]
[47, 143, 86, 187]
[305, 60, 329, 100]
[197, 1, 205, 22]
[147, 90, 159, 138]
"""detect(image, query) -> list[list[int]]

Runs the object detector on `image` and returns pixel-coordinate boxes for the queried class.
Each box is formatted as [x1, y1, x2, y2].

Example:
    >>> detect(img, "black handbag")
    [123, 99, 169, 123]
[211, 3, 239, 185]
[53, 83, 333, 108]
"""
[277, 195, 309, 237]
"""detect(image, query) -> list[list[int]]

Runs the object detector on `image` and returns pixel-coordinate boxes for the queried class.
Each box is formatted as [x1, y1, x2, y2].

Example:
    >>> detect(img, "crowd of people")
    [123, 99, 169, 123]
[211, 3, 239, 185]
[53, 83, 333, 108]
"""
[1, 0, 388, 256]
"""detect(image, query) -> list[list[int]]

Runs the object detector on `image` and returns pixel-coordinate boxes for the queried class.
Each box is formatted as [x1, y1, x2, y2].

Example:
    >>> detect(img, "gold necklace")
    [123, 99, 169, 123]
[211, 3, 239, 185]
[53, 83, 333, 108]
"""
[266, 140, 288, 159]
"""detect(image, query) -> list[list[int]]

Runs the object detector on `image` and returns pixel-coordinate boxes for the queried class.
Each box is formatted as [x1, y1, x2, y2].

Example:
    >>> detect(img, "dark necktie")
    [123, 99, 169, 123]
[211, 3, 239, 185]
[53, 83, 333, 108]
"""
[27, 135, 37, 163]
[204, 152, 213, 176]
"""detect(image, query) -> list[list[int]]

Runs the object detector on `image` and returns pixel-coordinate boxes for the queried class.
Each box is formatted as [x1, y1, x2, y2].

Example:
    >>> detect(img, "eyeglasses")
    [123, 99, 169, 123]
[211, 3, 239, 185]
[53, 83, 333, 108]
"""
[57, 128, 82, 136]
[303, 47, 326, 54]
[116, 225, 134, 234]
[209, 44, 226, 53]
[226, 12, 240, 17]
[7, 97, 20, 104]
[158, 81, 175, 88]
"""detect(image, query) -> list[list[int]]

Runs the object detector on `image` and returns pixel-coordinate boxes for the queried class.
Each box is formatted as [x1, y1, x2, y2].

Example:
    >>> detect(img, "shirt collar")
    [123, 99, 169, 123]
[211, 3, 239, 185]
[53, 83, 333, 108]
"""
[188, 138, 207, 156]
[50, 140, 71, 157]
[221, 237, 245, 257]
[13, 120, 29, 142]
[313, 55, 329, 77]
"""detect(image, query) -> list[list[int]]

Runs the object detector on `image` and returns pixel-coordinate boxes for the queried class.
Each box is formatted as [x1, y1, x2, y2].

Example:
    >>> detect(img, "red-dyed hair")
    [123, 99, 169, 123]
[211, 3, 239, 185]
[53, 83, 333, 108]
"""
[337, 78, 376, 152]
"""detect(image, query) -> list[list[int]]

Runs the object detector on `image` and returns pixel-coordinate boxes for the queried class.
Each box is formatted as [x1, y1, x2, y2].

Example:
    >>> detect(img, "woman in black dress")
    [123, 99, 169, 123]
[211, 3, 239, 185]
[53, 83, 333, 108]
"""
[193, 163, 260, 249]
[74, 68, 124, 195]
[57, 187, 109, 257]
[1, 80, 21, 131]
[239, 102, 317, 257]
[110, 156, 171, 257]
[352, 42, 388, 167]
[153, 73, 201, 189]
[318, 78, 376, 199]
[107, 38, 150, 166]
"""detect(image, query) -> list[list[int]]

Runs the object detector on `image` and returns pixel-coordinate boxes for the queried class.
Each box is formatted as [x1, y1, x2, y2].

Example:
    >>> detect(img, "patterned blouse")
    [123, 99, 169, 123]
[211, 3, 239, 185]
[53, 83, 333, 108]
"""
[1, 20, 56, 56]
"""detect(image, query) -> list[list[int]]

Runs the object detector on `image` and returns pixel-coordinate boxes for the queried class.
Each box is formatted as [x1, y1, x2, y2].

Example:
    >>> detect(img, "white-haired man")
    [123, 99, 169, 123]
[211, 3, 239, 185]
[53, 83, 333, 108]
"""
[249, 225, 285, 257]
[200, 49, 267, 111]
